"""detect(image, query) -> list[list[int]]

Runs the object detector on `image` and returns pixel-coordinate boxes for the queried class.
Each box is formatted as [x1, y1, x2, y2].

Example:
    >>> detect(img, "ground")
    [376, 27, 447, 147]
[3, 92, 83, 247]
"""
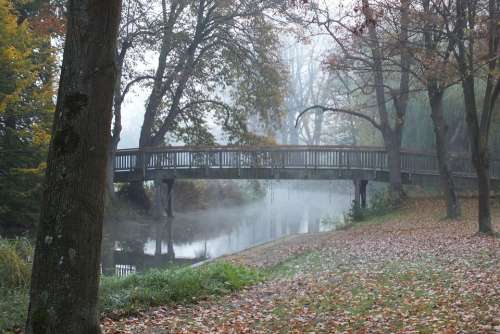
[102, 198, 500, 334]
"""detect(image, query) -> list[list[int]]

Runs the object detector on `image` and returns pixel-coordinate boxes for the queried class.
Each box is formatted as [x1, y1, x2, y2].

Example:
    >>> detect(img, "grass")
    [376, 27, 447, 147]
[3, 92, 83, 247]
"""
[99, 262, 264, 315]
[0, 261, 264, 332]
[261, 255, 474, 333]
[0, 238, 32, 332]
[0, 288, 29, 333]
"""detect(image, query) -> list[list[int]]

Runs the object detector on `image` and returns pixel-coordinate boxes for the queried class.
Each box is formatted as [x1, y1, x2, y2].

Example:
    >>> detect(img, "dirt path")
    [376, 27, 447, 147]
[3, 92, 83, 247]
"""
[103, 198, 500, 333]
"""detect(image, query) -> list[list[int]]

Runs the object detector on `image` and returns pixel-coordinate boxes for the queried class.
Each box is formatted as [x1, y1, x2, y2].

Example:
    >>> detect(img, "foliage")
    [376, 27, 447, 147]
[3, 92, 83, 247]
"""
[0, 237, 32, 289]
[0, 0, 56, 234]
[342, 189, 395, 226]
[0, 260, 263, 332]
[0, 238, 32, 332]
[0, 287, 28, 333]
[222, 16, 288, 142]
[153, 180, 266, 212]
[99, 262, 264, 315]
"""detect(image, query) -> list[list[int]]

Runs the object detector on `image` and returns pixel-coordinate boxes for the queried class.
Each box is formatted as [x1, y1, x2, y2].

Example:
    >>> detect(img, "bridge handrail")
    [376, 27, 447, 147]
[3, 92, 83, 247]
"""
[112, 146, 500, 179]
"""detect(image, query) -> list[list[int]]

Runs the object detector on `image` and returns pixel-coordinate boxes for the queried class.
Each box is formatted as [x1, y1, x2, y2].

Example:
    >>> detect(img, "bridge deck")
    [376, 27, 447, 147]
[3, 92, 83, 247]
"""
[113, 146, 500, 184]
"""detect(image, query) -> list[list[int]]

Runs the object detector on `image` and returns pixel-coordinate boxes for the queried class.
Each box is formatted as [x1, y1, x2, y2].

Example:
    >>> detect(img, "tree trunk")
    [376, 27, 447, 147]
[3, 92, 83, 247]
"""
[384, 131, 403, 205]
[387, 148, 403, 204]
[25, 1, 121, 333]
[163, 179, 175, 259]
[106, 146, 117, 203]
[429, 91, 461, 219]
[474, 150, 493, 234]
[106, 59, 124, 203]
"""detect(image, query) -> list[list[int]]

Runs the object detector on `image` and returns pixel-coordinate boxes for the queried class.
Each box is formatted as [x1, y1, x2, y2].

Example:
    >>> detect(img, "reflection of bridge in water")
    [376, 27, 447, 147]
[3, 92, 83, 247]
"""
[113, 145, 500, 207]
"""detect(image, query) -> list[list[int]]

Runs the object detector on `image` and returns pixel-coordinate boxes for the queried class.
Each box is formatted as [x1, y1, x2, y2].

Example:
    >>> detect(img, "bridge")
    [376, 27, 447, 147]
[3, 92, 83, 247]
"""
[113, 145, 500, 208]
[113, 145, 500, 182]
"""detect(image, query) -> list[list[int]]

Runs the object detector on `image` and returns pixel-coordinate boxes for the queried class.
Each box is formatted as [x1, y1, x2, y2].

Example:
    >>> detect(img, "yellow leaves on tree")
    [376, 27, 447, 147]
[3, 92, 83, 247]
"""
[0, 0, 35, 114]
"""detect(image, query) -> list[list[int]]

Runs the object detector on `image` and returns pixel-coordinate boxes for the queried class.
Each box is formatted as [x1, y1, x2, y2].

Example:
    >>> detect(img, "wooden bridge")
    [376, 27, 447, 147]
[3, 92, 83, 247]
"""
[113, 145, 499, 184]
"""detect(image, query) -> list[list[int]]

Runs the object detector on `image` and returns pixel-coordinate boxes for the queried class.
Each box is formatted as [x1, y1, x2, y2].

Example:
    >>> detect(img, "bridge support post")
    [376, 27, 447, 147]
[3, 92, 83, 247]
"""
[164, 179, 175, 218]
[361, 180, 368, 209]
[353, 179, 369, 209]
[353, 179, 361, 209]
[163, 179, 175, 260]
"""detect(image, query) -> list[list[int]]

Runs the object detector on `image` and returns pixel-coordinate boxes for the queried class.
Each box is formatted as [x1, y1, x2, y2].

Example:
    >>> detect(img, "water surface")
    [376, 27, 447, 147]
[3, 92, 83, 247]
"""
[104, 180, 353, 275]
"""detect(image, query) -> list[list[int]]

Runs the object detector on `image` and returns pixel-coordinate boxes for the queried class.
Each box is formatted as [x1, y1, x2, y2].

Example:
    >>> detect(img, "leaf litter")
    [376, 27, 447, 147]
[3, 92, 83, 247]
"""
[102, 198, 500, 333]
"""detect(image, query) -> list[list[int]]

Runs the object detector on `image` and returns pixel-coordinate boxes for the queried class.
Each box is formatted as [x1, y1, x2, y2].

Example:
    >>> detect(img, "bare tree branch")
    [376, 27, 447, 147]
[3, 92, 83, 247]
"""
[296, 105, 382, 131]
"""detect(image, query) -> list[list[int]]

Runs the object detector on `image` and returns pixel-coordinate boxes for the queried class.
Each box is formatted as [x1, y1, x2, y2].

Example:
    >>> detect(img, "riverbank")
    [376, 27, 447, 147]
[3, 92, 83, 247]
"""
[102, 198, 500, 333]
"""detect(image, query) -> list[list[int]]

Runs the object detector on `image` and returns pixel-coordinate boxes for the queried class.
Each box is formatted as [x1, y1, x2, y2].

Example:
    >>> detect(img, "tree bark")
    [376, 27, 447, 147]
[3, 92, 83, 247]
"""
[106, 58, 124, 203]
[25, 1, 121, 333]
[476, 155, 493, 233]
[361, 0, 410, 205]
[420, 0, 461, 219]
[453, 0, 497, 235]
[429, 91, 461, 219]
[164, 179, 175, 259]
[386, 140, 403, 205]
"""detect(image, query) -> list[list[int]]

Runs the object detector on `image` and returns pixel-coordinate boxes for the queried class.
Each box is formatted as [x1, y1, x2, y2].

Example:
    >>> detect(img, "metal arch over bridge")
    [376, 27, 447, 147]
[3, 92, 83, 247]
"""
[113, 145, 500, 184]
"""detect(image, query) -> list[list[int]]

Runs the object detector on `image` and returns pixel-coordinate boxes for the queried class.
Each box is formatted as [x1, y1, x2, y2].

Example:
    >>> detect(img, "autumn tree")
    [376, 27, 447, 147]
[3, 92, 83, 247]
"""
[0, 0, 58, 234]
[282, 38, 332, 145]
[137, 0, 286, 148]
[297, 0, 412, 204]
[122, 0, 287, 204]
[25, 0, 122, 333]
[407, 0, 461, 218]
[106, 0, 157, 201]
[450, 0, 500, 234]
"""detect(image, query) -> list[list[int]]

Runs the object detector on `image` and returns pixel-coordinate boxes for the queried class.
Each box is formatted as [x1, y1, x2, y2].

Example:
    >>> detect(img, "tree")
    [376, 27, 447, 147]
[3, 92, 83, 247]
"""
[122, 0, 287, 206]
[136, 0, 286, 150]
[451, 0, 500, 234]
[298, 0, 412, 204]
[25, 0, 122, 333]
[282, 39, 332, 145]
[409, 0, 461, 218]
[0, 0, 57, 234]
[106, 0, 157, 201]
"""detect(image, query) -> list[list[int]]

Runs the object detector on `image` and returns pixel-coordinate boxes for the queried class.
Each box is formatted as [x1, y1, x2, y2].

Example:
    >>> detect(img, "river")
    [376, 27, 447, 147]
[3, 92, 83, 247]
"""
[102, 180, 354, 276]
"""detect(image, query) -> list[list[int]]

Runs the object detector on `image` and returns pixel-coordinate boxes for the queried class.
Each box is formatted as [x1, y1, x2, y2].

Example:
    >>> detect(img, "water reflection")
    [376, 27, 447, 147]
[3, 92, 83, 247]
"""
[103, 180, 353, 276]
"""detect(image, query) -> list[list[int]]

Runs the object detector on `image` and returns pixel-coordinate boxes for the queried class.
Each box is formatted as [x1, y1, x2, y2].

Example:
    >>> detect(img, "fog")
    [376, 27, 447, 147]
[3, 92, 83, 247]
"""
[104, 180, 355, 274]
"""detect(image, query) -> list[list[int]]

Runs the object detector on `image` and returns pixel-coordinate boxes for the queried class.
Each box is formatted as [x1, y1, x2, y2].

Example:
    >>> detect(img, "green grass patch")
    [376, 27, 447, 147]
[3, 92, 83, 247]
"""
[0, 261, 263, 332]
[99, 262, 264, 315]
[268, 251, 323, 278]
[0, 288, 29, 333]
[341, 208, 407, 230]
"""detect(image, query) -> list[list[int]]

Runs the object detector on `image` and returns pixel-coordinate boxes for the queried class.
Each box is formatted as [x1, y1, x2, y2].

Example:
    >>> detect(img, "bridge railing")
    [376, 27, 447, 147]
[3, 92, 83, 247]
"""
[114, 146, 500, 179]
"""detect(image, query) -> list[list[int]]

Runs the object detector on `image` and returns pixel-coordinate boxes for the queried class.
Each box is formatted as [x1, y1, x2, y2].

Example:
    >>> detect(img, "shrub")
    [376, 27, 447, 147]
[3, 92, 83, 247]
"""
[342, 189, 395, 225]
[0, 287, 29, 332]
[368, 189, 394, 216]
[0, 238, 32, 289]
[0, 238, 32, 332]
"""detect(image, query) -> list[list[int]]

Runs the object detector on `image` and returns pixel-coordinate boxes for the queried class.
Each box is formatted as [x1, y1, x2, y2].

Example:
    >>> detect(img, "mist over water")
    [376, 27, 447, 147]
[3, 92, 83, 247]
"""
[105, 180, 354, 274]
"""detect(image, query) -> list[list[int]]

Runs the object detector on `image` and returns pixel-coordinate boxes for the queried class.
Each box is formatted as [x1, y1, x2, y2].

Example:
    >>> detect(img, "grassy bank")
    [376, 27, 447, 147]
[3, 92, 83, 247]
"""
[101, 198, 499, 333]
[0, 259, 263, 332]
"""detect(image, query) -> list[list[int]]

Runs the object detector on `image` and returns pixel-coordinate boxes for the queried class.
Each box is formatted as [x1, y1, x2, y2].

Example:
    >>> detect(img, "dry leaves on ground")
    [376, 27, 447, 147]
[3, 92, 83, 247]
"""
[103, 198, 500, 334]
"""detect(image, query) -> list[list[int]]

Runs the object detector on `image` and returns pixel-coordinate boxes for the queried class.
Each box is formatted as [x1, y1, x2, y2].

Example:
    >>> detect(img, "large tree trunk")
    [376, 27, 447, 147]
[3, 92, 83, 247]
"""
[106, 61, 125, 203]
[25, 1, 121, 333]
[106, 146, 117, 203]
[382, 128, 404, 205]
[387, 142, 403, 205]
[429, 91, 461, 219]
[476, 159, 493, 234]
